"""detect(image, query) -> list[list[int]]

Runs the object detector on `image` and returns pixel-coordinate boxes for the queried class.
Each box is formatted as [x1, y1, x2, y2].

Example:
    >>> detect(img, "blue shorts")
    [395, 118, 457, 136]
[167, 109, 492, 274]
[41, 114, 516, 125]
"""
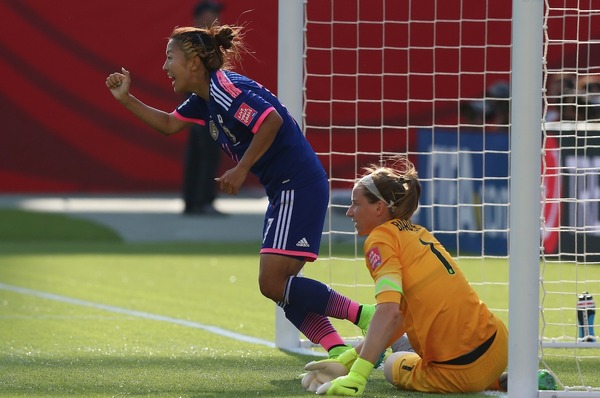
[260, 177, 329, 262]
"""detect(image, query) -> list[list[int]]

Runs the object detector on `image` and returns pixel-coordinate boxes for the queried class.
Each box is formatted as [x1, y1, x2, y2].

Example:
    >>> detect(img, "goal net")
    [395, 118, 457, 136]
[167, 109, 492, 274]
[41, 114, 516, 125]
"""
[276, 0, 600, 395]
[301, 0, 513, 349]
[537, 0, 600, 395]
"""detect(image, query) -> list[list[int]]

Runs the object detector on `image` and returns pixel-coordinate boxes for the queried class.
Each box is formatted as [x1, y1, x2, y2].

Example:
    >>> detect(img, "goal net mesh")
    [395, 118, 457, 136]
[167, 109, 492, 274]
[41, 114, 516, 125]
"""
[300, 0, 600, 392]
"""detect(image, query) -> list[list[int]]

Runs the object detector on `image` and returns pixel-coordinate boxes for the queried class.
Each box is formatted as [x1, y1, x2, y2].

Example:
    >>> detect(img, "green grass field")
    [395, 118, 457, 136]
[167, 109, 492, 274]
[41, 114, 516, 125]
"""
[1, 209, 599, 397]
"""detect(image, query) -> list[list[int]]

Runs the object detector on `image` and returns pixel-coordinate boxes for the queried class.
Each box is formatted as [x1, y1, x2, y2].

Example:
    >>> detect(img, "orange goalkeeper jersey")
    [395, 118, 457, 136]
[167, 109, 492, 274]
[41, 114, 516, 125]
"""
[363, 219, 501, 364]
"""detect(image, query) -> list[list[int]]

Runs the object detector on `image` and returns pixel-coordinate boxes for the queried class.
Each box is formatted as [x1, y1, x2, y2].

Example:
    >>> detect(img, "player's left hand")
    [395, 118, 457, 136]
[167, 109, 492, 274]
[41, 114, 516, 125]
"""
[316, 357, 374, 396]
[301, 347, 358, 392]
[315, 372, 367, 396]
[301, 360, 348, 392]
[216, 165, 248, 195]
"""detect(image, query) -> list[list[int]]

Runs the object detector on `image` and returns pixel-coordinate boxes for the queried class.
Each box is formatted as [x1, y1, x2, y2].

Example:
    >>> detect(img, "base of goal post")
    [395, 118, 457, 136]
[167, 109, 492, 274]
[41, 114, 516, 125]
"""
[542, 341, 600, 349]
[539, 392, 600, 397]
[275, 305, 324, 356]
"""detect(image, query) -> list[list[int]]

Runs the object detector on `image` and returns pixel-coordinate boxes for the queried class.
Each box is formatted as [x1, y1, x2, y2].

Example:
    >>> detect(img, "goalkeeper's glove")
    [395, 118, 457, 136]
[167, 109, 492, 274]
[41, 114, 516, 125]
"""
[316, 357, 374, 396]
[301, 348, 357, 392]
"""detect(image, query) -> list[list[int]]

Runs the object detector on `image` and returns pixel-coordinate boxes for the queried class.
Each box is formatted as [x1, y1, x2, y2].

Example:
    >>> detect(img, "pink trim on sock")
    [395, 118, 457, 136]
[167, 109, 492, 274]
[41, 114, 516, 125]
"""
[348, 301, 360, 324]
[320, 333, 346, 352]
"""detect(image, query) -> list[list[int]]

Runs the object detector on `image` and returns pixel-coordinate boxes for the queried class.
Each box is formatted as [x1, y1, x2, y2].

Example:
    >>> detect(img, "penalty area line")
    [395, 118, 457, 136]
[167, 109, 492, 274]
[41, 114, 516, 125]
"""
[0, 282, 275, 349]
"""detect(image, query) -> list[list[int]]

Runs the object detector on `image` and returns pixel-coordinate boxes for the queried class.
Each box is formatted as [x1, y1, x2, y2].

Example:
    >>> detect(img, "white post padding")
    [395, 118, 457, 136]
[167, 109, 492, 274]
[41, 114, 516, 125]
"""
[508, 0, 544, 396]
[275, 0, 304, 350]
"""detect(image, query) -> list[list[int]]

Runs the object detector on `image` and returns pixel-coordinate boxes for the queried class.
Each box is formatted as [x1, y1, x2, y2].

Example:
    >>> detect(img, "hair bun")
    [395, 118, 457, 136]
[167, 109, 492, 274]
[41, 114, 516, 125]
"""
[215, 26, 235, 49]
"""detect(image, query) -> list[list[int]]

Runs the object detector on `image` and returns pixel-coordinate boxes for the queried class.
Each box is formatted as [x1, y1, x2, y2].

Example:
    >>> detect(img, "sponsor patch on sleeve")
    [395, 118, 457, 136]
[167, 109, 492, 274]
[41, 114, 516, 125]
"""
[367, 246, 382, 270]
[234, 103, 258, 126]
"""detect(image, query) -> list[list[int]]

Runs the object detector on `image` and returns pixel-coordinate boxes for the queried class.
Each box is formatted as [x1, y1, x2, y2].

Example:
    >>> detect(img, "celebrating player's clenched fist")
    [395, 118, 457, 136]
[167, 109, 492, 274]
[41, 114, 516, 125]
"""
[105, 67, 130, 101]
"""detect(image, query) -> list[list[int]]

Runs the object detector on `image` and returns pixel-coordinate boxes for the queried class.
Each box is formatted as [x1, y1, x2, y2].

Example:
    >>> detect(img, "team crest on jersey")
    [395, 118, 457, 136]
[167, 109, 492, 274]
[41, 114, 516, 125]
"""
[234, 103, 257, 126]
[209, 120, 219, 140]
[367, 247, 382, 270]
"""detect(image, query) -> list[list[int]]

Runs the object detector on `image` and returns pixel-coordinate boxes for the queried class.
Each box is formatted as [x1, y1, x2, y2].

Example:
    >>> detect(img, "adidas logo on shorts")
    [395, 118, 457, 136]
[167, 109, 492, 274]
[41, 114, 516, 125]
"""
[296, 238, 310, 247]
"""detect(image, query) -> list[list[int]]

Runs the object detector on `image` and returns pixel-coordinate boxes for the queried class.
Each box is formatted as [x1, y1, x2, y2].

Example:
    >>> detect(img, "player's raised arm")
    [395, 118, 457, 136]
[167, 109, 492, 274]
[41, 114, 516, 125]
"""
[105, 67, 190, 136]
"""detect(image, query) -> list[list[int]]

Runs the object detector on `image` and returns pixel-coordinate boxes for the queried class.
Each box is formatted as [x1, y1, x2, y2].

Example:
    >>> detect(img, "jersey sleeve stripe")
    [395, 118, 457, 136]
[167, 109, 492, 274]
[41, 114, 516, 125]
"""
[173, 110, 206, 125]
[210, 81, 233, 110]
[251, 107, 276, 133]
[375, 278, 403, 294]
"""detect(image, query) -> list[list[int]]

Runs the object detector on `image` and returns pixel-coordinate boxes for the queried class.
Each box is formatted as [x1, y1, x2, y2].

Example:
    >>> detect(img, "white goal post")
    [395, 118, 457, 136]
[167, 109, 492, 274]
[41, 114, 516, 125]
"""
[275, 0, 304, 350]
[508, 0, 543, 395]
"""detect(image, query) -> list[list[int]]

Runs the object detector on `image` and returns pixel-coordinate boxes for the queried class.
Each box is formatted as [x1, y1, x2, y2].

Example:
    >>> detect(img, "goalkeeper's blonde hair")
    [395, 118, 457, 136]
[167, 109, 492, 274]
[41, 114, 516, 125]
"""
[356, 155, 421, 221]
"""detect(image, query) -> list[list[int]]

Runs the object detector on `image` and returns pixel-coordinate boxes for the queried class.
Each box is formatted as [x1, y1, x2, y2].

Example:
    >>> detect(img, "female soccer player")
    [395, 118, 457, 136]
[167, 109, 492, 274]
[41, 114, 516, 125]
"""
[305, 156, 507, 395]
[105, 24, 373, 357]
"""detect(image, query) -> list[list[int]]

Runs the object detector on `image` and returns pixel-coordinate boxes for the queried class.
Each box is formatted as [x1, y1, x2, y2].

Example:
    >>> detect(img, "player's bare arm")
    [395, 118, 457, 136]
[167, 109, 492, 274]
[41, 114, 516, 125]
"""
[359, 302, 403, 364]
[217, 110, 283, 195]
[105, 67, 190, 136]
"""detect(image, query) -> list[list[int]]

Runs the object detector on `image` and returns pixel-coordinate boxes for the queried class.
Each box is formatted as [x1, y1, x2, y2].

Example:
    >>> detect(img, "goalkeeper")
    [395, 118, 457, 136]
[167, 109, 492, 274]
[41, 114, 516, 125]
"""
[303, 156, 508, 395]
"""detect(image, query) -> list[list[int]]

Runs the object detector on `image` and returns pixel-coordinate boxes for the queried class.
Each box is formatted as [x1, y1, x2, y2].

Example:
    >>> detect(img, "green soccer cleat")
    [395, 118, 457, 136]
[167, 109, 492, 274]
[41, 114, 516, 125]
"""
[356, 304, 375, 334]
[328, 344, 353, 359]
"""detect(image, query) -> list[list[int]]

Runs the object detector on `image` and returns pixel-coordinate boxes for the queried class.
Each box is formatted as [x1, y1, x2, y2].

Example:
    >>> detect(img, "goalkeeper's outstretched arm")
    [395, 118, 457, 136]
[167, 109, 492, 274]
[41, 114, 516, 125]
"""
[356, 302, 404, 364]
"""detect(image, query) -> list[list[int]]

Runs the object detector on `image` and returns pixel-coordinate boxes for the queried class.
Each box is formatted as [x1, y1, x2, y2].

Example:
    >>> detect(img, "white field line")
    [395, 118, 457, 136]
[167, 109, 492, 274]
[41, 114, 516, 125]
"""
[6, 196, 268, 215]
[0, 282, 275, 349]
[0, 315, 133, 320]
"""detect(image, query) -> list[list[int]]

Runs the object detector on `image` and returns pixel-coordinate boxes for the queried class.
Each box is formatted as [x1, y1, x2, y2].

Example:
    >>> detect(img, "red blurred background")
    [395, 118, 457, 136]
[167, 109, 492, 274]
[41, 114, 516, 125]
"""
[1, 0, 597, 193]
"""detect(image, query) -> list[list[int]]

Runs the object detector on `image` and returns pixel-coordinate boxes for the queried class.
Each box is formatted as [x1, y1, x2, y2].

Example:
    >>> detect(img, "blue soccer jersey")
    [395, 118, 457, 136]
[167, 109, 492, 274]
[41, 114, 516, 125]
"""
[173, 70, 326, 198]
